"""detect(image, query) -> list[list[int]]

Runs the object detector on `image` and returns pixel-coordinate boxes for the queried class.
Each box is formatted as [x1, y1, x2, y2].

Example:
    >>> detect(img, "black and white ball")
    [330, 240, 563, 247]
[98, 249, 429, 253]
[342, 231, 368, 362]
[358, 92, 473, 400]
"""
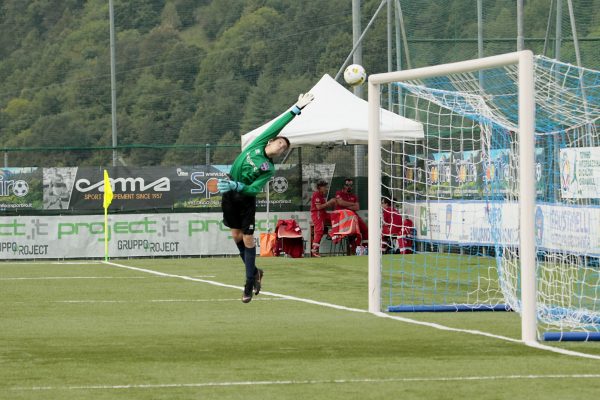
[271, 176, 288, 193]
[13, 180, 29, 197]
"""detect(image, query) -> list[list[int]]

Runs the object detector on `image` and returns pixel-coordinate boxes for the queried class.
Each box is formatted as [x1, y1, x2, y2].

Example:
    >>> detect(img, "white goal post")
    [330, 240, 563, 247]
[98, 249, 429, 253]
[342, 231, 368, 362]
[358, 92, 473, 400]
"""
[367, 51, 537, 343]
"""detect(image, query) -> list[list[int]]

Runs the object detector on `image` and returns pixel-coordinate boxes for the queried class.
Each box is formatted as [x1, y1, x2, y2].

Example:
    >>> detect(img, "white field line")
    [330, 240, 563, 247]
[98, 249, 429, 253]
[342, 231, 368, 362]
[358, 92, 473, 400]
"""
[0, 275, 215, 281]
[0, 276, 148, 281]
[0, 261, 103, 265]
[10, 374, 600, 391]
[54, 298, 284, 304]
[103, 261, 600, 361]
[5, 299, 286, 304]
[7, 298, 285, 306]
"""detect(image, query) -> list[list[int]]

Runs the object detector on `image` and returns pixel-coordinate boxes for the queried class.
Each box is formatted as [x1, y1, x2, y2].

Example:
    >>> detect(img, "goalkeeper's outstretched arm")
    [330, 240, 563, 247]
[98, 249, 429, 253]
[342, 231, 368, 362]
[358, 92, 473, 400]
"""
[247, 93, 315, 151]
[223, 93, 315, 196]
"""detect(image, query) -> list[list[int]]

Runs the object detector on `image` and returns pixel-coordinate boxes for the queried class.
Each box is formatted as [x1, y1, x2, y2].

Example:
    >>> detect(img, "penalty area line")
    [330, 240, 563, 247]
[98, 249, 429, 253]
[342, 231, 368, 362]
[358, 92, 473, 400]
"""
[10, 374, 600, 391]
[102, 261, 600, 361]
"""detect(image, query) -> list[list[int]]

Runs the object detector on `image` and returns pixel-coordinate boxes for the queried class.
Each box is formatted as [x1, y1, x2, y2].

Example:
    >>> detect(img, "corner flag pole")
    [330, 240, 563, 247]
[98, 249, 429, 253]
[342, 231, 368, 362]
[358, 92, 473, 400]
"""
[103, 170, 114, 262]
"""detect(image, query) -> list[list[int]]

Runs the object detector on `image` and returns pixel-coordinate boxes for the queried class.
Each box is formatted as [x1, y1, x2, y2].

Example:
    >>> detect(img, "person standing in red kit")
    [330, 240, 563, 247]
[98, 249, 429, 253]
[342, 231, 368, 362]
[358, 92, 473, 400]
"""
[310, 180, 336, 257]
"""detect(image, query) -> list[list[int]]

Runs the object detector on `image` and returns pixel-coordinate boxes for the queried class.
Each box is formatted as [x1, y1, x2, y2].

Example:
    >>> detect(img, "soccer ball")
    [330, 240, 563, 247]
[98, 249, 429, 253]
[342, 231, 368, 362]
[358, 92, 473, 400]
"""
[13, 180, 29, 197]
[271, 176, 288, 193]
[344, 64, 367, 86]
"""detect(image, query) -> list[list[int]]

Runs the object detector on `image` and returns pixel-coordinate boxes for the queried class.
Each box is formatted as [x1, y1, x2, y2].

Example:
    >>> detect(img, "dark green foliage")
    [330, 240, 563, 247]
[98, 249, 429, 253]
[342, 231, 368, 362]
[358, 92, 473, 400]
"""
[0, 0, 599, 166]
[198, 0, 246, 40]
[113, 0, 165, 33]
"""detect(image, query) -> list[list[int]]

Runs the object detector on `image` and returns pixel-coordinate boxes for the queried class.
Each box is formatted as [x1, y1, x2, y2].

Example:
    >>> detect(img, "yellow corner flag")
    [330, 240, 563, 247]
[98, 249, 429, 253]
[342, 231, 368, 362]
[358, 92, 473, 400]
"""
[103, 170, 113, 261]
[103, 169, 113, 209]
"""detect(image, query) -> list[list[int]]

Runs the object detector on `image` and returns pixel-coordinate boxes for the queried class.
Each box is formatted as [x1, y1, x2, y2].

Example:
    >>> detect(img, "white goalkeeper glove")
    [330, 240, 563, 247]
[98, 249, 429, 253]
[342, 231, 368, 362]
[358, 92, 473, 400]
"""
[217, 179, 245, 193]
[291, 93, 315, 115]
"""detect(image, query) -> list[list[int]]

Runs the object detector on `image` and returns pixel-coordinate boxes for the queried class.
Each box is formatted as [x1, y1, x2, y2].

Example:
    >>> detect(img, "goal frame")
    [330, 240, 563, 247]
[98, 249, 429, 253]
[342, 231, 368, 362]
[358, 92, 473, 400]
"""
[367, 50, 537, 343]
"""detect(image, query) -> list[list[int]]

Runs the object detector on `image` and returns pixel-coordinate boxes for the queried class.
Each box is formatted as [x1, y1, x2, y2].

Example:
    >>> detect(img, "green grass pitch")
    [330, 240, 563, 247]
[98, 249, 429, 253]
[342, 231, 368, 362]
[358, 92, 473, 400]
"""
[1, 256, 600, 400]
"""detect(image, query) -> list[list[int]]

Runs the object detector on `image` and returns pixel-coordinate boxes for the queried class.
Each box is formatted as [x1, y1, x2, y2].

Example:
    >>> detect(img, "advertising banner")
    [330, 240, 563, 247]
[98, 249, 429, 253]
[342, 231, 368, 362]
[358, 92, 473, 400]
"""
[483, 147, 545, 198]
[422, 147, 545, 200]
[409, 201, 600, 256]
[169, 165, 229, 211]
[452, 150, 481, 198]
[426, 151, 452, 198]
[38, 165, 304, 212]
[483, 148, 513, 198]
[535, 204, 600, 255]
[560, 147, 600, 199]
[413, 201, 520, 246]
[256, 164, 302, 212]
[63, 166, 198, 210]
[0, 211, 312, 260]
[0, 168, 43, 211]
[403, 155, 425, 199]
[174, 164, 303, 212]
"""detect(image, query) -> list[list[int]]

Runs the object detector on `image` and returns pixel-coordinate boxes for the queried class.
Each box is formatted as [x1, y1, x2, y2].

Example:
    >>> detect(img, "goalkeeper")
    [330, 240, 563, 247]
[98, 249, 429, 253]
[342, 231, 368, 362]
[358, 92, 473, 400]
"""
[218, 93, 315, 303]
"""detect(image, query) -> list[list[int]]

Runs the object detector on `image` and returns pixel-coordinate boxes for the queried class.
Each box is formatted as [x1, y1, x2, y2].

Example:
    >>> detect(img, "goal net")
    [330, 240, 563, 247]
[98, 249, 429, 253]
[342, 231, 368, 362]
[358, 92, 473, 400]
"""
[368, 51, 600, 342]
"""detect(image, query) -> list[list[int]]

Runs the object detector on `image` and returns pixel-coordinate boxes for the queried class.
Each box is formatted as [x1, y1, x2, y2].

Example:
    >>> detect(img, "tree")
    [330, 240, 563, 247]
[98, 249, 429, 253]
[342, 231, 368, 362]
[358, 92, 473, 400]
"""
[161, 2, 182, 30]
[212, 131, 239, 164]
[2, 0, 600, 169]
[114, 0, 164, 33]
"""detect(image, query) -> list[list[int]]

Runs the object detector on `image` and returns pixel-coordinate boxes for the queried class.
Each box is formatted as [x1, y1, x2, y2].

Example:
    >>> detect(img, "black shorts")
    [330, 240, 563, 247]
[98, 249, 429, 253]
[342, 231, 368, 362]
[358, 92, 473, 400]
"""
[221, 191, 256, 235]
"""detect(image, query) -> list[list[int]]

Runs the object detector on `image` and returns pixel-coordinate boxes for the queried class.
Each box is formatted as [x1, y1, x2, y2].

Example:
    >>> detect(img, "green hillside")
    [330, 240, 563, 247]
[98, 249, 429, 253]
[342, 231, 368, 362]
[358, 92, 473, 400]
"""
[1, 0, 598, 166]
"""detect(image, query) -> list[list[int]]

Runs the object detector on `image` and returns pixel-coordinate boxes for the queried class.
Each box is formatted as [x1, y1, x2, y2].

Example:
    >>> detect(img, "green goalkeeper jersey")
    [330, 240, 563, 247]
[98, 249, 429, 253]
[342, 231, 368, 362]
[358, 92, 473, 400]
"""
[229, 110, 296, 196]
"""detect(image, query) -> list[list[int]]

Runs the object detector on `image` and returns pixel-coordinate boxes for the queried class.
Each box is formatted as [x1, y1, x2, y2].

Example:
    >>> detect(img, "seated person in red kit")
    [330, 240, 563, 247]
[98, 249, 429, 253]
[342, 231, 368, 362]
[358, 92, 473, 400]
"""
[310, 180, 337, 257]
[381, 197, 403, 252]
[334, 178, 368, 253]
[381, 197, 414, 254]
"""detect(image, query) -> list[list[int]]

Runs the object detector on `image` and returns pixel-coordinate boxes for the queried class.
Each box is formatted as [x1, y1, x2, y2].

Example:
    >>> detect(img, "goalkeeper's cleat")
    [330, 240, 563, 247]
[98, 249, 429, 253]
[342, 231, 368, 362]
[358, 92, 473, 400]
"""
[253, 268, 264, 295]
[242, 280, 254, 303]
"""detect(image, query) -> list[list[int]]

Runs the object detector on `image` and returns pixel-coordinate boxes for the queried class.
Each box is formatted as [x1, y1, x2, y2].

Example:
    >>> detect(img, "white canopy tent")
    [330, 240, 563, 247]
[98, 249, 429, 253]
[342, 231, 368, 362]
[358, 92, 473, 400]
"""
[241, 74, 424, 149]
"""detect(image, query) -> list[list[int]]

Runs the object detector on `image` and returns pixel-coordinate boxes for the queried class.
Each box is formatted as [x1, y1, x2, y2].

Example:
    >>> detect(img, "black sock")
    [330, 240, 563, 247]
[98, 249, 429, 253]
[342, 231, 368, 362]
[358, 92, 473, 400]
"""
[244, 246, 257, 281]
[235, 240, 245, 262]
